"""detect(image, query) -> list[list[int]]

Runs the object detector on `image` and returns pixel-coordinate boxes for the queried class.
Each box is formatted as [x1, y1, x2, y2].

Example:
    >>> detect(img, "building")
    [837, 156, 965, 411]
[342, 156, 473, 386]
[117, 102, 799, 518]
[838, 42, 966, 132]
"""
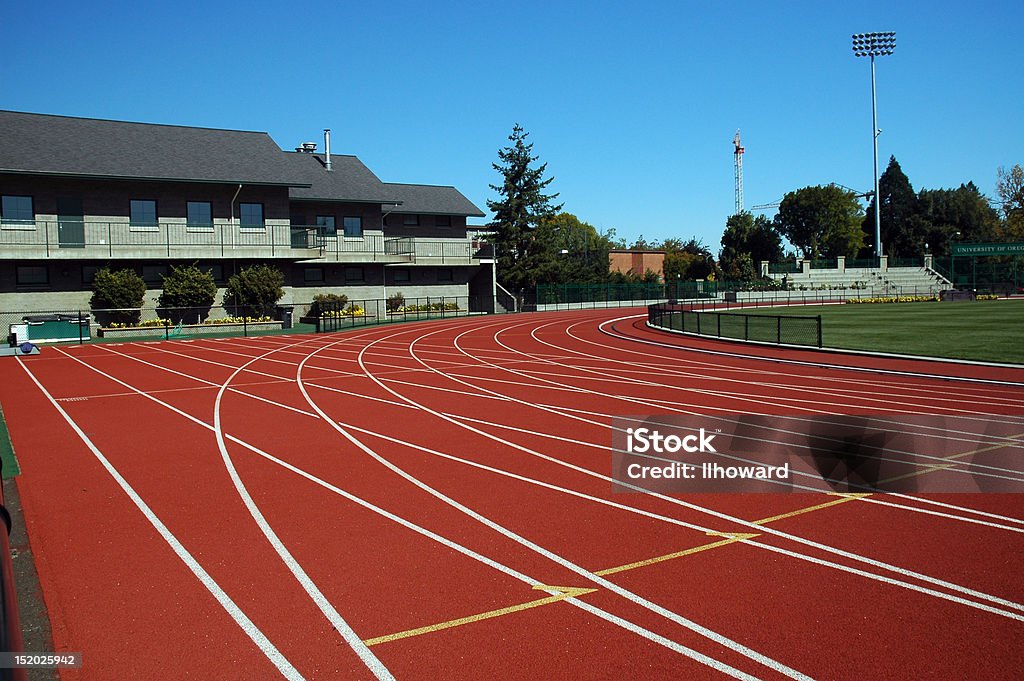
[0, 110, 494, 312]
[608, 249, 665, 280]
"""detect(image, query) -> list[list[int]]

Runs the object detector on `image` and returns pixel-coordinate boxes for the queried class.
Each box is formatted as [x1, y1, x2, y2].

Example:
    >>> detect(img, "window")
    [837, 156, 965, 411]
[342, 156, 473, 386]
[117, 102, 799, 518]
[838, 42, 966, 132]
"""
[1, 195, 34, 228]
[402, 214, 419, 226]
[142, 264, 169, 285]
[16, 265, 49, 287]
[437, 268, 453, 282]
[196, 263, 225, 283]
[344, 266, 365, 282]
[436, 214, 452, 228]
[316, 215, 336, 237]
[239, 203, 264, 230]
[343, 216, 362, 238]
[187, 201, 213, 232]
[130, 199, 158, 231]
[303, 267, 325, 284]
[82, 266, 100, 285]
[393, 268, 411, 283]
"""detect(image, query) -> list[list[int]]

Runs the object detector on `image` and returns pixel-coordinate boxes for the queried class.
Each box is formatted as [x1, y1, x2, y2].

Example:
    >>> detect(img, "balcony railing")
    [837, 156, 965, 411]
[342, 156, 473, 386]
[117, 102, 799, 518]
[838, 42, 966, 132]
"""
[385, 237, 494, 263]
[0, 220, 323, 259]
[0, 220, 495, 264]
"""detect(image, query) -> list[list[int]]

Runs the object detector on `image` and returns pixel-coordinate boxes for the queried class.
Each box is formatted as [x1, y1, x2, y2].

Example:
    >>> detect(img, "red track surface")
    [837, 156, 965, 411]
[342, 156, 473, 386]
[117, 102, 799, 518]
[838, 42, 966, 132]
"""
[2, 307, 1023, 680]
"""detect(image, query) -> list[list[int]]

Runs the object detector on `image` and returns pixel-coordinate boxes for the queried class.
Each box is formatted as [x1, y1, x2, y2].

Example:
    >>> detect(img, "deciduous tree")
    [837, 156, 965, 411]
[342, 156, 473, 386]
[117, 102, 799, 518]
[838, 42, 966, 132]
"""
[774, 185, 864, 259]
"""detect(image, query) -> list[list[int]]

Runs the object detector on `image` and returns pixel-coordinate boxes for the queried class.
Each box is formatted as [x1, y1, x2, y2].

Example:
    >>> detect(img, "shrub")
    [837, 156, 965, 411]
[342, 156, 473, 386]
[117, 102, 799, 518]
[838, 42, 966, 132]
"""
[223, 264, 285, 318]
[387, 292, 406, 312]
[90, 267, 146, 326]
[156, 264, 217, 323]
[308, 293, 349, 318]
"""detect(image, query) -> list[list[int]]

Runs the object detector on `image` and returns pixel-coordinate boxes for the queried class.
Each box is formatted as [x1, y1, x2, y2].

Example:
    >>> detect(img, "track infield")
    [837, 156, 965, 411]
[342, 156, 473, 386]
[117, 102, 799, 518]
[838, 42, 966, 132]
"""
[2, 307, 1023, 680]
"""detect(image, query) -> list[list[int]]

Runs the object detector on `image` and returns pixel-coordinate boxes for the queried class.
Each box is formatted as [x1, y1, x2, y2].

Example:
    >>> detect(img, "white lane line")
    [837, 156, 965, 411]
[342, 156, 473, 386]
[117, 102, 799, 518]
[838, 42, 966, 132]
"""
[460, 323, 1024, 488]
[394, 321, 1024, 614]
[220, 435, 762, 681]
[95, 322, 1024, 611]
[327, 417, 1024, 622]
[211, 341, 395, 681]
[18, 359, 305, 681]
[448, 412, 1024, 531]
[565, 318, 1024, 408]
[298, 332, 816, 681]
[55, 344, 395, 681]
[525, 317, 1023, 418]
[51, 340, 761, 679]
[599, 314, 1024, 388]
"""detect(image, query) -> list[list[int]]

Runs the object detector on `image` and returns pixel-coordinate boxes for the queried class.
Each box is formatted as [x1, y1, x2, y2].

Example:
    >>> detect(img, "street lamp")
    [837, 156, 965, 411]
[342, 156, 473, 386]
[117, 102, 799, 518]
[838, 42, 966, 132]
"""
[852, 31, 896, 259]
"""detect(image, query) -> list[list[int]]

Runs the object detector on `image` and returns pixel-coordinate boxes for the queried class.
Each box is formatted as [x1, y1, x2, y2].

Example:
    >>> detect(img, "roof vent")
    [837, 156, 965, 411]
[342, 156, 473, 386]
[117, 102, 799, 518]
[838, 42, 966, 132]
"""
[296, 142, 318, 153]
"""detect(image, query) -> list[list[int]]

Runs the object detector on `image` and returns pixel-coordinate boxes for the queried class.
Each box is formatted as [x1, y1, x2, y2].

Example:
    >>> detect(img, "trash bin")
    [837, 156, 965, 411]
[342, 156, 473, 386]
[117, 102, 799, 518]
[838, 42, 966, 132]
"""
[277, 305, 294, 330]
[9, 324, 28, 346]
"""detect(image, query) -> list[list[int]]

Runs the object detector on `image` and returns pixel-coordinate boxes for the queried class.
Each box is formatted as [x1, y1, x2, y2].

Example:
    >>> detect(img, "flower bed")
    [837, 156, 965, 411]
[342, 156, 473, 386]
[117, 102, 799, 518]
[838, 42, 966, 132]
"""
[845, 295, 939, 304]
[98, 319, 283, 338]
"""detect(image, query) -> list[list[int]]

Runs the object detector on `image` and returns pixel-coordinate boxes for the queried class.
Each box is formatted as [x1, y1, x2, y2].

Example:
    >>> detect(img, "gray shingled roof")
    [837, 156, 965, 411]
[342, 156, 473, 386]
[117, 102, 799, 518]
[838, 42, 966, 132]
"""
[0, 110, 307, 186]
[382, 182, 485, 217]
[284, 153, 398, 204]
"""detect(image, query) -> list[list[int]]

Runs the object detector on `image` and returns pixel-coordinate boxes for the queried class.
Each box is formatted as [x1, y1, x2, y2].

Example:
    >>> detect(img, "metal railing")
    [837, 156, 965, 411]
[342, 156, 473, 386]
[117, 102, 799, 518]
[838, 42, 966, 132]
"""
[0, 221, 322, 258]
[648, 303, 822, 347]
[0, 221, 496, 264]
[384, 237, 487, 263]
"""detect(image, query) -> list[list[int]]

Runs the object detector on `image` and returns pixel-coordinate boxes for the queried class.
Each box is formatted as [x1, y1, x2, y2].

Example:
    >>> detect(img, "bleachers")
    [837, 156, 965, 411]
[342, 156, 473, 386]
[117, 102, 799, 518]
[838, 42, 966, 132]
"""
[769, 261, 951, 296]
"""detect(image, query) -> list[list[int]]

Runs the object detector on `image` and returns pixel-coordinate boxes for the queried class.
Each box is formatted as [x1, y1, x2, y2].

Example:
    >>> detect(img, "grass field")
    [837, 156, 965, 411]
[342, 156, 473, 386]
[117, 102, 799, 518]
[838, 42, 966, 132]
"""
[743, 300, 1024, 364]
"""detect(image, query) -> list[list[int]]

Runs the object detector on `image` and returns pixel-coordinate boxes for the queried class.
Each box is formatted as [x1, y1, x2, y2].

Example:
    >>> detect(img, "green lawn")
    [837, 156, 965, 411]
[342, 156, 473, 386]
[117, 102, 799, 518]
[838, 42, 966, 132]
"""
[742, 300, 1024, 364]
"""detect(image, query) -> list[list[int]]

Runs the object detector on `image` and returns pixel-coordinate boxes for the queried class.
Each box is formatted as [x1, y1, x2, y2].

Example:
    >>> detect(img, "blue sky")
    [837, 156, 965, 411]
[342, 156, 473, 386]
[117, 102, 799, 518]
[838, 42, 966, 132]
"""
[2, 1, 1021, 252]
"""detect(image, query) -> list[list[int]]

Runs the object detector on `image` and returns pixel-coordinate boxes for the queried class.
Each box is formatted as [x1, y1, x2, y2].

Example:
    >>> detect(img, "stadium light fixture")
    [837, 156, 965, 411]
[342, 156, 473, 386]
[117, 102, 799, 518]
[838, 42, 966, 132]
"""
[852, 31, 896, 258]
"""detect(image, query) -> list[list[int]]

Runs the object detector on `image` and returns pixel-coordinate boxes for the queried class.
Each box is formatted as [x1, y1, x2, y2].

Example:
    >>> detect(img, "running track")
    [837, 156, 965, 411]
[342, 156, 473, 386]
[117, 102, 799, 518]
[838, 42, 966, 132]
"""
[2, 307, 1023, 680]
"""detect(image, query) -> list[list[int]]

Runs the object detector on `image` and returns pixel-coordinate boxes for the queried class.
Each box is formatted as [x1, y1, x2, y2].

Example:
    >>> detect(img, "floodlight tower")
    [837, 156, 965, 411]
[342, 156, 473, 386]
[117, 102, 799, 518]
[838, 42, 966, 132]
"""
[852, 31, 896, 257]
[733, 130, 744, 214]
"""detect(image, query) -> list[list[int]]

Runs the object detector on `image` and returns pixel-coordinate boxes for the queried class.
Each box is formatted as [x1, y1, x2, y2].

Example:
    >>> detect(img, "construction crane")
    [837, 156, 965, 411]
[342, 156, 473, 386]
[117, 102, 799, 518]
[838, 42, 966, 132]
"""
[733, 130, 744, 214]
[753, 183, 874, 213]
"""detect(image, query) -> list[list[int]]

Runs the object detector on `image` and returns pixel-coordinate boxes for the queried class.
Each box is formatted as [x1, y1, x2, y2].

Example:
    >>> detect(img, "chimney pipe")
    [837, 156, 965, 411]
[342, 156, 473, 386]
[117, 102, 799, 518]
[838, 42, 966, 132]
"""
[324, 129, 333, 171]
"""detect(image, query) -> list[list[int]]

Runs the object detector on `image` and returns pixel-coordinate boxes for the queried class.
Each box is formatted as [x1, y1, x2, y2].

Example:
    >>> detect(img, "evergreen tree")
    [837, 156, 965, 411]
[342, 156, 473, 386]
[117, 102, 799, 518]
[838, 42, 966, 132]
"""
[862, 156, 920, 257]
[487, 124, 562, 293]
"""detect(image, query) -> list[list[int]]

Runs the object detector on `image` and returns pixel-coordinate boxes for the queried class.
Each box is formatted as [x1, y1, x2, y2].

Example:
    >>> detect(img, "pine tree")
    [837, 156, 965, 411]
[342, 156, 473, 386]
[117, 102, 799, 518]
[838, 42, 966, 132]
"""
[487, 124, 562, 293]
[862, 156, 920, 257]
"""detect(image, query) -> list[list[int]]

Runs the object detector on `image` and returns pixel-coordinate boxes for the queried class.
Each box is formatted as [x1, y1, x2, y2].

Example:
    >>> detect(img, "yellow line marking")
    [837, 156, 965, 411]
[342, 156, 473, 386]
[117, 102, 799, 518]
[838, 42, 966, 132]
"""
[876, 432, 1024, 485]
[594, 533, 759, 576]
[362, 585, 597, 647]
[361, 432, 1024, 647]
[750, 493, 871, 526]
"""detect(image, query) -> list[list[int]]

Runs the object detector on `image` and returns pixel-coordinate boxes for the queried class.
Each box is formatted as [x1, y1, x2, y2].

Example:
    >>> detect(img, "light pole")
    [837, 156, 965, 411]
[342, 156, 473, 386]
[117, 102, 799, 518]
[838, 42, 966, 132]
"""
[852, 31, 896, 259]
